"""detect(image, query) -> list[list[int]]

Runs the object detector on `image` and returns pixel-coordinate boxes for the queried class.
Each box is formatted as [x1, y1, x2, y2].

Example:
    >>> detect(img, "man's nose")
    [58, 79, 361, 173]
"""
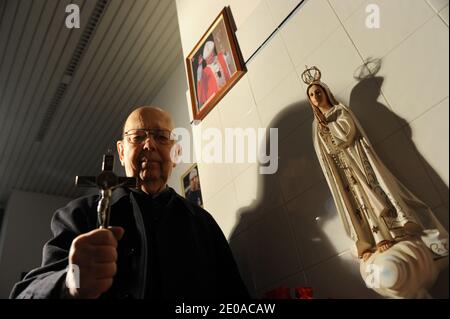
[142, 134, 157, 150]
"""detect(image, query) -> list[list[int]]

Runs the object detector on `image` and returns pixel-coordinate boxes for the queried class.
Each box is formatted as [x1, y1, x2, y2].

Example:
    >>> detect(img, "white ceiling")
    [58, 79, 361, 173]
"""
[0, 0, 183, 208]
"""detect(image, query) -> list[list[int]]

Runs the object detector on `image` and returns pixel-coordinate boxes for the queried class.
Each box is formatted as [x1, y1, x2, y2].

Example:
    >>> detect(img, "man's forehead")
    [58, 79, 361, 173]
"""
[124, 108, 173, 131]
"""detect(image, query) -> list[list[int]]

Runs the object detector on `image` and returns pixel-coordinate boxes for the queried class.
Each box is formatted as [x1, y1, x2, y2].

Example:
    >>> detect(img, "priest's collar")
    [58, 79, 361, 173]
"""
[131, 185, 170, 198]
[110, 185, 171, 206]
[130, 185, 173, 204]
[109, 185, 196, 216]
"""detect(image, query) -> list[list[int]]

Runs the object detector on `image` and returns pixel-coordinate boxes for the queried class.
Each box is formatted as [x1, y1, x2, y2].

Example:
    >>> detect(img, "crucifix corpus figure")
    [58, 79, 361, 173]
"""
[75, 153, 137, 228]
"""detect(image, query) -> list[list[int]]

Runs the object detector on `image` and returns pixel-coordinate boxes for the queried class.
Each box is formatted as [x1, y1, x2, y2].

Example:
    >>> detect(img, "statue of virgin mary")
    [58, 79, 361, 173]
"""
[302, 66, 448, 298]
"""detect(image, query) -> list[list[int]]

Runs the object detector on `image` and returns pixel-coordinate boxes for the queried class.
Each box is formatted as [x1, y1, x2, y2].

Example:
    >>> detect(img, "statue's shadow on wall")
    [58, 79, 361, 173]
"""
[229, 76, 448, 299]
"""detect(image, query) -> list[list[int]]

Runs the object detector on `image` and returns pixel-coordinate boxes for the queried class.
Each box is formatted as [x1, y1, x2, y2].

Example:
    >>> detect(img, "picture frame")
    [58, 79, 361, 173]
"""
[181, 163, 203, 207]
[186, 7, 246, 122]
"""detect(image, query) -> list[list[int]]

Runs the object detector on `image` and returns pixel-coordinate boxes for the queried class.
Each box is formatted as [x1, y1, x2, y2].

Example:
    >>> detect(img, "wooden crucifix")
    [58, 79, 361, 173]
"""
[75, 153, 137, 228]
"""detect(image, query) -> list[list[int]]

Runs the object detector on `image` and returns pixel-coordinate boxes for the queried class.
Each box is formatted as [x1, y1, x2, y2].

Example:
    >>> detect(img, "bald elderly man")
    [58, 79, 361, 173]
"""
[10, 107, 249, 299]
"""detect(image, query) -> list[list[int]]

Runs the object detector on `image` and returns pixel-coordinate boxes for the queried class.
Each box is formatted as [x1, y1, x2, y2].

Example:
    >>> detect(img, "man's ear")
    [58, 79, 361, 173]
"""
[171, 143, 182, 168]
[117, 140, 125, 166]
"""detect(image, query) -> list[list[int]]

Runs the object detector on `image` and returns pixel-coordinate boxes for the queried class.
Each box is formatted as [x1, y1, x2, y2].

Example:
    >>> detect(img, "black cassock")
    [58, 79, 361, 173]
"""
[10, 187, 249, 299]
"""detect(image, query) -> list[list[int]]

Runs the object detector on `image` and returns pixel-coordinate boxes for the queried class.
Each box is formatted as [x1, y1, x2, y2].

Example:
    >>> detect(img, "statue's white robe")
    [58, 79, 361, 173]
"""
[312, 104, 447, 258]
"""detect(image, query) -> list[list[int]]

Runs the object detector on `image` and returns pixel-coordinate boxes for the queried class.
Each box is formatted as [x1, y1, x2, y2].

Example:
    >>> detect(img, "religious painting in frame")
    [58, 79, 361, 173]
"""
[186, 7, 246, 122]
[181, 163, 203, 207]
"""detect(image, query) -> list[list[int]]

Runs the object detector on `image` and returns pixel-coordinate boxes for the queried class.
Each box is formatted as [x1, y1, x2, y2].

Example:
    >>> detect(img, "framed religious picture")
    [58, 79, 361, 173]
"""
[186, 7, 246, 122]
[181, 164, 203, 207]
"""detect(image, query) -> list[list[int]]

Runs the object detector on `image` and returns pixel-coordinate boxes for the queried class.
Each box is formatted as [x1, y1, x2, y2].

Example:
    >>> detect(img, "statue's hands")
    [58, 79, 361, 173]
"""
[376, 240, 394, 253]
[66, 226, 124, 298]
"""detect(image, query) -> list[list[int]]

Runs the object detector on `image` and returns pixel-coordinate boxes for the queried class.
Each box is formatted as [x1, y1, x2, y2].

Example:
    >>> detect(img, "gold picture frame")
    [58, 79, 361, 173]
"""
[186, 7, 246, 122]
[181, 163, 203, 207]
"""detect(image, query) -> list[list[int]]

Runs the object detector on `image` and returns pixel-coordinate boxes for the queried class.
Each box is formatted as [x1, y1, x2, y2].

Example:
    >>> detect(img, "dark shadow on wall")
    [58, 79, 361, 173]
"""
[348, 77, 449, 230]
[228, 76, 448, 299]
[228, 98, 380, 299]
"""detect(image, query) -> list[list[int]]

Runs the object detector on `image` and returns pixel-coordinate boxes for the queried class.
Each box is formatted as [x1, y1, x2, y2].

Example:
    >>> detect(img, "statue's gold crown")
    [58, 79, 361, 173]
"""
[301, 66, 321, 85]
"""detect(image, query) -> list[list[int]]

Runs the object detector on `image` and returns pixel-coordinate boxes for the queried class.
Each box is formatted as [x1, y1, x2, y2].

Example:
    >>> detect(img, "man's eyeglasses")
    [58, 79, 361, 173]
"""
[123, 129, 175, 145]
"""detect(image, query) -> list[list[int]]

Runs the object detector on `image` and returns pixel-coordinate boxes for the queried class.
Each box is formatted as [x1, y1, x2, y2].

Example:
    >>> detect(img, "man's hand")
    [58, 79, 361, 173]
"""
[66, 227, 124, 298]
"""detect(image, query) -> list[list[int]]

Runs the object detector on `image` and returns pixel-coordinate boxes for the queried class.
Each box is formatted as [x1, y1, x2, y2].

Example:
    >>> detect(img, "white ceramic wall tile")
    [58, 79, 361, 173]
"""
[277, 120, 325, 202]
[343, 0, 434, 59]
[440, 4, 449, 25]
[185, 89, 194, 123]
[234, 104, 263, 129]
[337, 77, 402, 145]
[374, 130, 443, 209]
[194, 108, 233, 202]
[297, 70, 308, 93]
[286, 180, 355, 269]
[265, 0, 302, 25]
[233, 163, 285, 232]
[247, 33, 294, 103]
[244, 206, 302, 290]
[203, 181, 240, 239]
[176, 0, 227, 57]
[218, 75, 256, 128]
[256, 71, 308, 140]
[305, 251, 382, 298]
[379, 16, 449, 123]
[221, 105, 264, 180]
[226, 161, 253, 184]
[280, 0, 340, 67]
[196, 161, 233, 203]
[332, 80, 356, 106]
[328, 0, 365, 21]
[408, 98, 449, 204]
[228, 0, 264, 28]
[233, 163, 260, 209]
[235, 0, 277, 62]
[299, 26, 364, 96]
[426, 0, 449, 12]
[193, 104, 223, 147]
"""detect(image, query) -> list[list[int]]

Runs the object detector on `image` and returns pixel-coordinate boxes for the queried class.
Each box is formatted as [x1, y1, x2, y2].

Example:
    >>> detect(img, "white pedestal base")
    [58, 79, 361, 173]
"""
[360, 239, 448, 298]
